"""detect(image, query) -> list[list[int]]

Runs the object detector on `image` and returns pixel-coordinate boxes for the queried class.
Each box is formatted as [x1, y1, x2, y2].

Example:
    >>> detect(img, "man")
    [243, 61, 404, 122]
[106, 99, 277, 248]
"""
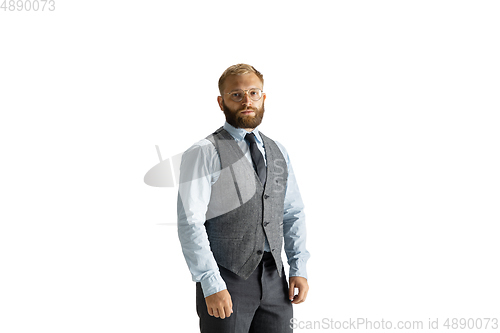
[177, 64, 310, 333]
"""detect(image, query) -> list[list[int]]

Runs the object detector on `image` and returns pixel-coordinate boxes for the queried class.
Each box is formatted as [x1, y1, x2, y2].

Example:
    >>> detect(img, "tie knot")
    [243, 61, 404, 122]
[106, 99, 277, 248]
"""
[245, 133, 257, 144]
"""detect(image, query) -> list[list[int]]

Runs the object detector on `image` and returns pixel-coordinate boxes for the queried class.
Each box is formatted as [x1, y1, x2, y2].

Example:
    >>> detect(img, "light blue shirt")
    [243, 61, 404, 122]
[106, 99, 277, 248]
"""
[177, 122, 310, 297]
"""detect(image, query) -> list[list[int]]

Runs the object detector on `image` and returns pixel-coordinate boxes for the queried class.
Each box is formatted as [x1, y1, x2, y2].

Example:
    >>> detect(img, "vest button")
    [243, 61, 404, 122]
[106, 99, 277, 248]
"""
[263, 221, 269, 227]
[264, 194, 270, 199]
[256, 250, 263, 255]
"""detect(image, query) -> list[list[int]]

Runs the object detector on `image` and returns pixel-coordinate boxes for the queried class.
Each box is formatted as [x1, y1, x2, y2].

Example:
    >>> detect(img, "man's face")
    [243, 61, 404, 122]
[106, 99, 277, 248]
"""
[217, 73, 266, 130]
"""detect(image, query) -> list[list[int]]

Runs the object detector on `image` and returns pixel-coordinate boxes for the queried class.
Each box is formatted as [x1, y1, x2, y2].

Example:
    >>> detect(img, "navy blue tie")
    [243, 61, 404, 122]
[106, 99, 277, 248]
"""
[245, 133, 266, 185]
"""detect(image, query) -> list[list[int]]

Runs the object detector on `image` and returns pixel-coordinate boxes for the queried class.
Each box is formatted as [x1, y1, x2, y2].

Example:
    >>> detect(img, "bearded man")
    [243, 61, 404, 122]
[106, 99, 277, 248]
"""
[177, 63, 310, 333]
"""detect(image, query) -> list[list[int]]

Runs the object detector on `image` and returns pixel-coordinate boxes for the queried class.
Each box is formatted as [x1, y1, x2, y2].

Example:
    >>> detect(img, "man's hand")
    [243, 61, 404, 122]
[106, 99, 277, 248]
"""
[205, 289, 233, 319]
[289, 276, 309, 304]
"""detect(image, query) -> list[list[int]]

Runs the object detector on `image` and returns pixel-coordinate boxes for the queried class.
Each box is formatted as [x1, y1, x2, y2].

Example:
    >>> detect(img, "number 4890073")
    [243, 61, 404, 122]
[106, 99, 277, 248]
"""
[1, 0, 56, 11]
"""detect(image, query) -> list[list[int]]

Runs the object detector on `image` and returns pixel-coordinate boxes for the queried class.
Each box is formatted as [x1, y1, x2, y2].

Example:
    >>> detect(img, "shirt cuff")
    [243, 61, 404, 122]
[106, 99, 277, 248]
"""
[200, 271, 227, 298]
[288, 259, 308, 280]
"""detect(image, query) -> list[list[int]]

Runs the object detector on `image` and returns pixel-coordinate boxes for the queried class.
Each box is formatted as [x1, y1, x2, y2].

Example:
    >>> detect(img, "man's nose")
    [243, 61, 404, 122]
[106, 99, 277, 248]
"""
[242, 92, 252, 105]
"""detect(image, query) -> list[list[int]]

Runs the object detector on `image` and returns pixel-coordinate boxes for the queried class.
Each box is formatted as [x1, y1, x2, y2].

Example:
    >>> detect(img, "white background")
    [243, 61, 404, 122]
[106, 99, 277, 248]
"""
[1, 1, 499, 332]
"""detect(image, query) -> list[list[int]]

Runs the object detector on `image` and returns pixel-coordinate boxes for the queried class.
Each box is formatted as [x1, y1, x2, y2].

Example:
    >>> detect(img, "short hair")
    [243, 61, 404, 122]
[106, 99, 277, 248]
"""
[218, 63, 264, 95]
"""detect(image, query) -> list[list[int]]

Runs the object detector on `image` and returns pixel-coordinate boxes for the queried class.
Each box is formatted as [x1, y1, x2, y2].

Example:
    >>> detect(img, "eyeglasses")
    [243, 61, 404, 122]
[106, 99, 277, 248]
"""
[225, 88, 264, 102]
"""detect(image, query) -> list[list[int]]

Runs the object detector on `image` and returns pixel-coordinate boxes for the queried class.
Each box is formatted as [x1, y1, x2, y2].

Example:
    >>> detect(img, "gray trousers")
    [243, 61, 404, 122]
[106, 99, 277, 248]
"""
[196, 252, 293, 333]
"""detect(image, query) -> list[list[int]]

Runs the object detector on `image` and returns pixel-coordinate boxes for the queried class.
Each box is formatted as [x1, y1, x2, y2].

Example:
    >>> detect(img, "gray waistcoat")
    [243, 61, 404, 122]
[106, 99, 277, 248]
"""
[205, 127, 288, 280]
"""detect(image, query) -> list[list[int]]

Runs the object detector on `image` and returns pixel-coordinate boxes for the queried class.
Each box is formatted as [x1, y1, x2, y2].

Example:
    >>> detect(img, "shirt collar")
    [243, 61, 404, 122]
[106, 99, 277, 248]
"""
[223, 121, 263, 144]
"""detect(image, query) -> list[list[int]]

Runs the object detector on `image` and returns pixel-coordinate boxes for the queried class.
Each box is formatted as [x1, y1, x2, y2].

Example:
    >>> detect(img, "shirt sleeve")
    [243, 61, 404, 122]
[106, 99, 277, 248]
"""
[177, 140, 227, 297]
[275, 141, 311, 279]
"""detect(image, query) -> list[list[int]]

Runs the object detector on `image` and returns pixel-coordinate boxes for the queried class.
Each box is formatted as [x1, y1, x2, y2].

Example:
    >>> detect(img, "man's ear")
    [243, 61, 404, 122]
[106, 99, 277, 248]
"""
[217, 96, 224, 111]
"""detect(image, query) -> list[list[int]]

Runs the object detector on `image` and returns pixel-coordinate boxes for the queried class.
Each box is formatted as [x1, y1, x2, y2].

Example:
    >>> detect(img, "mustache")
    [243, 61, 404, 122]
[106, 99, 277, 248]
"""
[238, 107, 257, 112]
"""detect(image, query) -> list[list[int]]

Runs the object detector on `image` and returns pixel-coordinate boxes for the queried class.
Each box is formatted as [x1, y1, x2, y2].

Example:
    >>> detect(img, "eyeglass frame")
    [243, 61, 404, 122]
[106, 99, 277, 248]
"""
[223, 88, 265, 102]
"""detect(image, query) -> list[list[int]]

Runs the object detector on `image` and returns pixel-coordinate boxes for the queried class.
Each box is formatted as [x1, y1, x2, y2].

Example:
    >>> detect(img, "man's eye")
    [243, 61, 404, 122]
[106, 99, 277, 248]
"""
[232, 93, 242, 98]
[250, 91, 258, 96]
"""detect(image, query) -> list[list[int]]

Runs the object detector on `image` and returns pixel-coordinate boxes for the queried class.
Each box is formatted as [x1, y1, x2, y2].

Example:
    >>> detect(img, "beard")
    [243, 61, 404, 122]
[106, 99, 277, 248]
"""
[222, 100, 265, 129]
